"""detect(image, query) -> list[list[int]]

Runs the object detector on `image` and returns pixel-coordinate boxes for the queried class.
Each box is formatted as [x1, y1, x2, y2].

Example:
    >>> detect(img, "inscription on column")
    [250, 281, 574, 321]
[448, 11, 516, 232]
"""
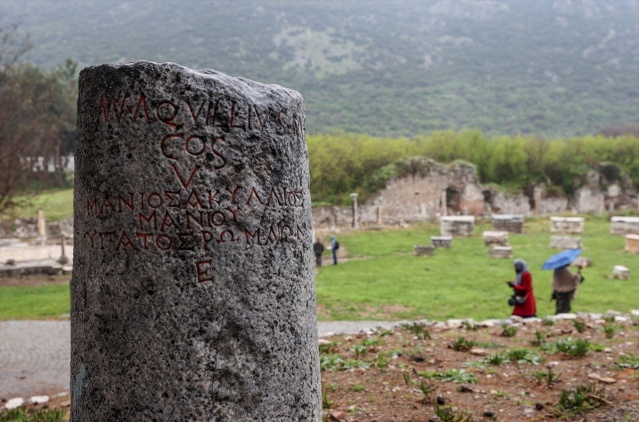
[84, 93, 308, 283]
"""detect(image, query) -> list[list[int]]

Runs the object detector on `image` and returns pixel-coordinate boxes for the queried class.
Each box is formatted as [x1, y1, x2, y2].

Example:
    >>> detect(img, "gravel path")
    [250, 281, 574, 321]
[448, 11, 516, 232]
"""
[0, 320, 401, 399]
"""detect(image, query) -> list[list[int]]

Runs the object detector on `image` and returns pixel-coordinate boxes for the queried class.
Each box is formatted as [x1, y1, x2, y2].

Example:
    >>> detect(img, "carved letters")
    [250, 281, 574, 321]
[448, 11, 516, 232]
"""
[87, 92, 308, 283]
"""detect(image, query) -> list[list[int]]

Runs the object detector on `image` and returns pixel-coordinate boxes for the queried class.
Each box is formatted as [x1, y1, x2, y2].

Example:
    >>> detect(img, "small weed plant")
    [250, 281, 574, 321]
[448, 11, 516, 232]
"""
[603, 323, 618, 339]
[572, 319, 587, 333]
[0, 407, 66, 422]
[542, 317, 555, 326]
[616, 353, 639, 369]
[403, 322, 431, 339]
[530, 330, 548, 346]
[555, 384, 607, 418]
[417, 381, 438, 404]
[322, 390, 334, 409]
[450, 336, 477, 352]
[483, 352, 508, 366]
[461, 320, 477, 331]
[507, 348, 543, 365]
[351, 344, 368, 359]
[556, 338, 591, 358]
[501, 325, 518, 337]
[434, 404, 473, 422]
[352, 383, 365, 392]
[532, 367, 563, 387]
[418, 369, 477, 383]
[375, 353, 390, 370]
[320, 355, 370, 371]
[319, 341, 339, 354]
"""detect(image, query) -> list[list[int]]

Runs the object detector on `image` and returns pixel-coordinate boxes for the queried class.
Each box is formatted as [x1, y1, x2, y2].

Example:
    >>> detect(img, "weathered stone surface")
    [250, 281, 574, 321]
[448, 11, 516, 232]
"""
[488, 246, 513, 259]
[72, 62, 320, 421]
[414, 244, 435, 256]
[550, 216, 584, 234]
[612, 216, 639, 235]
[625, 234, 639, 254]
[483, 230, 509, 247]
[491, 214, 523, 233]
[431, 235, 452, 248]
[550, 235, 582, 249]
[441, 216, 475, 237]
[613, 265, 630, 280]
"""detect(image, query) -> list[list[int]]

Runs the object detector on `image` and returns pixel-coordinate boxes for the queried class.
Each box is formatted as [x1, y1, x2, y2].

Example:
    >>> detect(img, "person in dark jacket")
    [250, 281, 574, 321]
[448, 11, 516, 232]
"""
[551, 264, 584, 314]
[330, 235, 338, 265]
[507, 258, 537, 318]
[313, 238, 325, 266]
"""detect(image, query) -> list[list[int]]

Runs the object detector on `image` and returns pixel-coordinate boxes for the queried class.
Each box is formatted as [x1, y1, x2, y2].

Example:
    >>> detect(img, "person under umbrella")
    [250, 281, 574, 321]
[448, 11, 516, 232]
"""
[551, 264, 584, 314]
[541, 249, 585, 315]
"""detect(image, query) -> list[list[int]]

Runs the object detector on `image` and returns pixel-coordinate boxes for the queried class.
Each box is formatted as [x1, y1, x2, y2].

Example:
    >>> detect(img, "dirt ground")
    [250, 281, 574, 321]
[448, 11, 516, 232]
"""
[319, 316, 639, 422]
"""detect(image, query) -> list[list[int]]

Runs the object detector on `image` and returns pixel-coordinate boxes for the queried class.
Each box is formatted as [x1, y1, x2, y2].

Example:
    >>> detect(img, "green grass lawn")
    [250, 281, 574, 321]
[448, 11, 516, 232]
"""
[0, 282, 70, 320]
[316, 216, 639, 321]
[11, 188, 74, 221]
[0, 214, 637, 321]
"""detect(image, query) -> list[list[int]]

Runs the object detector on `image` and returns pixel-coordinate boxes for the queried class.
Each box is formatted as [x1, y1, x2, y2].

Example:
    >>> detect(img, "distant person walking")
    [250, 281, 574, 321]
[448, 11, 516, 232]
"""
[330, 235, 339, 265]
[551, 264, 584, 314]
[313, 238, 325, 266]
[507, 258, 537, 318]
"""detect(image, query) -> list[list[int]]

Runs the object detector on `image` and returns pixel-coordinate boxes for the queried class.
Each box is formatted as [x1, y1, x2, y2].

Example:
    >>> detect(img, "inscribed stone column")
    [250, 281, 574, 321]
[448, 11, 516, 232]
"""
[71, 61, 321, 421]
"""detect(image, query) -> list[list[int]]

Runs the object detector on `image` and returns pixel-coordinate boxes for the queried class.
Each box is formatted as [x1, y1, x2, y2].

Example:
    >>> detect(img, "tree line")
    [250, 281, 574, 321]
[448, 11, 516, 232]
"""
[1, 22, 637, 215]
[307, 130, 639, 205]
[0, 23, 77, 216]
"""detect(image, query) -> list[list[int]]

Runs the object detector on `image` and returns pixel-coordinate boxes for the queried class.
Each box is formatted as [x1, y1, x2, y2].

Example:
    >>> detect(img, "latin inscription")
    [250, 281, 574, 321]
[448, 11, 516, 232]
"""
[86, 92, 308, 283]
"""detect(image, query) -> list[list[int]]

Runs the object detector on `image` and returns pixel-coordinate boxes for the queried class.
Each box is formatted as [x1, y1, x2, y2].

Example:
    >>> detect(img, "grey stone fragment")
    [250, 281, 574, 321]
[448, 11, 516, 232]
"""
[72, 61, 320, 421]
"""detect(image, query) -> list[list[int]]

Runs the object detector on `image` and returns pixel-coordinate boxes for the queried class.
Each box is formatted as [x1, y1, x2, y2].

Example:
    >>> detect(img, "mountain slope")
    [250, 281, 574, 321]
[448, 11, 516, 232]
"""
[1, 0, 637, 137]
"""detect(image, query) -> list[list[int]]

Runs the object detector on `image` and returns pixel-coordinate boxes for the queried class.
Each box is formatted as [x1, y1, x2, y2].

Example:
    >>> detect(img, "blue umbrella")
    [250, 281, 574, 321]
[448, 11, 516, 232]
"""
[542, 249, 582, 270]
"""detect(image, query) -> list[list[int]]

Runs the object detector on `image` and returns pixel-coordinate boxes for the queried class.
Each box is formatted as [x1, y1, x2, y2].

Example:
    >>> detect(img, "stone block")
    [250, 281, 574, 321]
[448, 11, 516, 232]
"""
[72, 62, 321, 420]
[482, 230, 509, 247]
[414, 244, 435, 256]
[613, 265, 630, 280]
[430, 235, 452, 248]
[491, 214, 523, 233]
[611, 216, 639, 235]
[488, 246, 513, 259]
[550, 235, 582, 249]
[550, 216, 584, 234]
[441, 216, 475, 237]
[625, 234, 639, 254]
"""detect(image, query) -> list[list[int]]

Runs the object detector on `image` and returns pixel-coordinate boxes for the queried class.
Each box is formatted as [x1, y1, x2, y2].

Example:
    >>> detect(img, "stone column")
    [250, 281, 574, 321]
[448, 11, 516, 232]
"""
[72, 62, 321, 421]
[350, 192, 359, 229]
[441, 190, 447, 216]
[37, 210, 46, 245]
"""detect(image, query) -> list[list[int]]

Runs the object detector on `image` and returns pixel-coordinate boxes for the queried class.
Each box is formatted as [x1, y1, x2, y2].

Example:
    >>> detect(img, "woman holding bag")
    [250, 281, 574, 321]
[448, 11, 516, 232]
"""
[507, 258, 537, 318]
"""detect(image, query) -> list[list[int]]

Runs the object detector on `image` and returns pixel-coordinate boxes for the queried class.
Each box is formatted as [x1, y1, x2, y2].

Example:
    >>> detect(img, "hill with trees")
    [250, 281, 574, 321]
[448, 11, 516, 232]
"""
[2, 0, 638, 138]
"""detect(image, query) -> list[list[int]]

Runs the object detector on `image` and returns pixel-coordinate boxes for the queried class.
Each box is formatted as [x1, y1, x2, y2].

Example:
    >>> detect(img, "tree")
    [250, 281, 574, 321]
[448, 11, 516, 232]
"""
[0, 23, 77, 217]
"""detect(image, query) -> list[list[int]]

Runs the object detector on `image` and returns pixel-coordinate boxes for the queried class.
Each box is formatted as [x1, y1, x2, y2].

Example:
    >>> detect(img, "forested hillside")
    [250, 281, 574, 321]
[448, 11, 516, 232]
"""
[2, 0, 638, 138]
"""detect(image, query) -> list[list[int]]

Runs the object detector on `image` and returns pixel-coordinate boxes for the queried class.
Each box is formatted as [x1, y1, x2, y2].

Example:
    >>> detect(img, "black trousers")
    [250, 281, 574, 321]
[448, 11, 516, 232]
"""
[555, 291, 574, 314]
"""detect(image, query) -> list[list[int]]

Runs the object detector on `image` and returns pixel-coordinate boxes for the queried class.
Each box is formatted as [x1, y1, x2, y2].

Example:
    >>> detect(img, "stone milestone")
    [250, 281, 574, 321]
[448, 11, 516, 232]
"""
[71, 62, 321, 420]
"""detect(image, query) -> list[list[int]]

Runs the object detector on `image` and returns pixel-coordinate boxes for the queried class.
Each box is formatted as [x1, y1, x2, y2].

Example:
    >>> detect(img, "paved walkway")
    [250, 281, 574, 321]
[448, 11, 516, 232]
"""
[0, 320, 400, 399]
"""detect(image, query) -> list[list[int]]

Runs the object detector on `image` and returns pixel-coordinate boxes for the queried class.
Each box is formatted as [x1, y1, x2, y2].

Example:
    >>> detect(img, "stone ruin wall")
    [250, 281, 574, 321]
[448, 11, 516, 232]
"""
[312, 159, 638, 229]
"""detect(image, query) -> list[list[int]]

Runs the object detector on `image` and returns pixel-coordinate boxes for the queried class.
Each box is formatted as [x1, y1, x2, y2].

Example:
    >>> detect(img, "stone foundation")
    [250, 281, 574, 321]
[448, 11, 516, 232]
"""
[488, 246, 513, 259]
[613, 265, 630, 280]
[625, 234, 639, 254]
[483, 231, 509, 247]
[491, 214, 523, 233]
[431, 236, 452, 248]
[441, 216, 475, 237]
[611, 216, 639, 235]
[551, 217, 584, 234]
[550, 236, 582, 249]
[414, 245, 435, 256]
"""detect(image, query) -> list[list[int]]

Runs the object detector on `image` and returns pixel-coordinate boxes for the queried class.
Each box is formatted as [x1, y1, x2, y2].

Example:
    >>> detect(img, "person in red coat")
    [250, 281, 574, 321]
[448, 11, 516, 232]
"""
[507, 259, 537, 318]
